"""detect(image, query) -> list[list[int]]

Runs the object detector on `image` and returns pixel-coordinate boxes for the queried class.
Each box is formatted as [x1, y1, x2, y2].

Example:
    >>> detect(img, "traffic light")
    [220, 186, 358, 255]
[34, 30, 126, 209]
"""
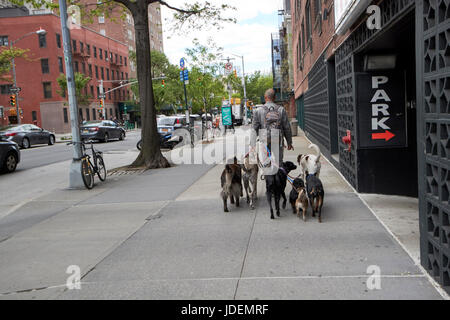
[162, 80, 165, 88]
[233, 69, 237, 78]
[10, 94, 16, 106]
[100, 100, 104, 108]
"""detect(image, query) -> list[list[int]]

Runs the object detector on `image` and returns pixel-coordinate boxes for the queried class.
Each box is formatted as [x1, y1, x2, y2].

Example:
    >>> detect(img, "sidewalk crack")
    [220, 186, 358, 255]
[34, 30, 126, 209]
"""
[233, 209, 257, 300]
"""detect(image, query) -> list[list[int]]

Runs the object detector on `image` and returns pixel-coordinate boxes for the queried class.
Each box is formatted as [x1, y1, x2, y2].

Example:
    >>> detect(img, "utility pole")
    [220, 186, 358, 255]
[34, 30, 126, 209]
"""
[99, 79, 105, 119]
[59, 0, 83, 188]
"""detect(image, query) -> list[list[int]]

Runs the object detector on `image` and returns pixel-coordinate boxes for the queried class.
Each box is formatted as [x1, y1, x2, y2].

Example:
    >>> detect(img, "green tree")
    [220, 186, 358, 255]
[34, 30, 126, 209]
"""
[56, 72, 91, 106]
[12, 0, 236, 170]
[0, 47, 29, 82]
[230, 71, 273, 104]
[185, 39, 226, 114]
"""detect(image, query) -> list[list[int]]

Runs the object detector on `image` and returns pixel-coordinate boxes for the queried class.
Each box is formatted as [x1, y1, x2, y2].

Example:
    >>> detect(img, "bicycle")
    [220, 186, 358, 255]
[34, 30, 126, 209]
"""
[68, 141, 107, 189]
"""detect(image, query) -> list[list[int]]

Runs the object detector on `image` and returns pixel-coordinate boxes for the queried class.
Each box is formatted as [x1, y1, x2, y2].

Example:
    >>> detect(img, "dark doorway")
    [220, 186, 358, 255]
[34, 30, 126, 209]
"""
[354, 10, 418, 197]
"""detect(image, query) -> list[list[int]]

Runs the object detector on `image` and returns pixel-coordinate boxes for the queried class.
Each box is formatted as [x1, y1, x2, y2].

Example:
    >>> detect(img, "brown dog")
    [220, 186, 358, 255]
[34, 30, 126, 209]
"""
[242, 153, 259, 210]
[295, 186, 309, 222]
[221, 157, 243, 212]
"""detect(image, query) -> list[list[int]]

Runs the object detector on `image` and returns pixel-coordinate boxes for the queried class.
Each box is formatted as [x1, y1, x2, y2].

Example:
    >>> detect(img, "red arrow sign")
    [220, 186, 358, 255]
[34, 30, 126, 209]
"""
[372, 131, 395, 141]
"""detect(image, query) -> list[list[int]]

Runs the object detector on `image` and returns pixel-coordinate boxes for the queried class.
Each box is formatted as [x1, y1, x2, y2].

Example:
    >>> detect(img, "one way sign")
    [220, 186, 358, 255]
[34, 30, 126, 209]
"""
[356, 72, 407, 149]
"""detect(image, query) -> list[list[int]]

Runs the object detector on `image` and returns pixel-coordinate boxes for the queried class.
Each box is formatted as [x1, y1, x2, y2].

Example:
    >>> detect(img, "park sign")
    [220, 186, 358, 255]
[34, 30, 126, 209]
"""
[356, 72, 407, 149]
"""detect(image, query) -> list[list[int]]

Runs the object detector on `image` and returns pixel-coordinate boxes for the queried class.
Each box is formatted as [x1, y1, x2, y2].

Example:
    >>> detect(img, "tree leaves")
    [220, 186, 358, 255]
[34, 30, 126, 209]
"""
[0, 47, 29, 82]
[56, 72, 92, 106]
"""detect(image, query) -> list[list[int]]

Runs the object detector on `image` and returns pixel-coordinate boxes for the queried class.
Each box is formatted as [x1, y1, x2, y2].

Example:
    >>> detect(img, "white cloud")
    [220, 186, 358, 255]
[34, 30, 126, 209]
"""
[160, 0, 283, 74]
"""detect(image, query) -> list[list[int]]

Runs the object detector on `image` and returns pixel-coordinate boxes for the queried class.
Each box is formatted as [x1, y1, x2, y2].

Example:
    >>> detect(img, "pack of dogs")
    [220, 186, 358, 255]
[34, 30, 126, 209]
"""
[221, 144, 325, 222]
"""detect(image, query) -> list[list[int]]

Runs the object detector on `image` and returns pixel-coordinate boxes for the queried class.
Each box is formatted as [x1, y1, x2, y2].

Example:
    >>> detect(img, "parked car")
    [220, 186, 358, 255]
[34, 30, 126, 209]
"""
[0, 136, 20, 173]
[157, 116, 186, 134]
[80, 120, 126, 143]
[0, 124, 55, 149]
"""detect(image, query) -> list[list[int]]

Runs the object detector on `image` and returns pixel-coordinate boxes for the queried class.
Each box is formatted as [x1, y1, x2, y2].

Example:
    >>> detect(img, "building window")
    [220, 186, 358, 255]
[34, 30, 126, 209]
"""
[98, 14, 105, 23]
[116, 70, 119, 80]
[100, 29, 106, 36]
[88, 64, 92, 77]
[32, 111, 37, 122]
[110, 52, 113, 61]
[99, 48, 103, 60]
[124, 57, 127, 66]
[85, 108, 90, 121]
[39, 33, 47, 48]
[115, 54, 118, 63]
[301, 22, 306, 54]
[43, 82, 52, 98]
[87, 44, 90, 55]
[79, 108, 83, 120]
[305, 1, 312, 44]
[106, 68, 110, 80]
[90, 85, 94, 97]
[105, 50, 108, 61]
[0, 84, 12, 94]
[94, 46, 97, 58]
[126, 73, 128, 80]
[41, 58, 50, 74]
[108, 90, 111, 100]
[74, 61, 79, 73]
[314, 0, 322, 33]
[110, 108, 113, 118]
[95, 66, 99, 78]
[82, 62, 86, 74]
[72, 40, 77, 52]
[93, 109, 96, 120]
[63, 108, 68, 123]
[56, 34, 61, 48]
[97, 86, 100, 98]
[128, 29, 133, 40]
[58, 57, 64, 73]
[80, 42, 84, 53]
[121, 72, 124, 80]
[111, 70, 114, 80]
[0, 36, 8, 46]
[120, 56, 123, 65]
[101, 67, 104, 80]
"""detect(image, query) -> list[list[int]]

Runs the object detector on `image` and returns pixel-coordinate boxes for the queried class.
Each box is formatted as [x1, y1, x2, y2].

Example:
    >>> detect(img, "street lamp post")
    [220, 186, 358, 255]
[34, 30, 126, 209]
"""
[9, 28, 46, 124]
[229, 53, 248, 125]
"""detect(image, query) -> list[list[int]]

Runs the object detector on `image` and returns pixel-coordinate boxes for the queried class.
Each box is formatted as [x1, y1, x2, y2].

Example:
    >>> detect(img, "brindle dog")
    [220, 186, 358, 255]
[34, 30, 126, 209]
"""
[221, 157, 243, 213]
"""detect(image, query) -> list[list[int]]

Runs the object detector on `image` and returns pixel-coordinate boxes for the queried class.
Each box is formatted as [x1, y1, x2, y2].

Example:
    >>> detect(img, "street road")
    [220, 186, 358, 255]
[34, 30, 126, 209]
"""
[16, 131, 141, 171]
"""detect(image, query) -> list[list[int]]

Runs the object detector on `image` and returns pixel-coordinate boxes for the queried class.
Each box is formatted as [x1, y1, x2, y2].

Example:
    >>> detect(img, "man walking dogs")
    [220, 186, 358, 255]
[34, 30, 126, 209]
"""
[251, 88, 294, 169]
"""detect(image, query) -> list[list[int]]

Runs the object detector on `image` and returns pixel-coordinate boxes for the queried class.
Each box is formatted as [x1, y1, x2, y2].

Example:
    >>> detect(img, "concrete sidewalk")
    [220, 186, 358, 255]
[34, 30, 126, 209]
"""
[0, 129, 446, 299]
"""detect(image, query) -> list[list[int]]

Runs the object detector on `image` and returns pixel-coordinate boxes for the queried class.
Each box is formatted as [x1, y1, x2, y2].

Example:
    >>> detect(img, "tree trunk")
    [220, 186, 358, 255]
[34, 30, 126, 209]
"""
[130, 1, 169, 169]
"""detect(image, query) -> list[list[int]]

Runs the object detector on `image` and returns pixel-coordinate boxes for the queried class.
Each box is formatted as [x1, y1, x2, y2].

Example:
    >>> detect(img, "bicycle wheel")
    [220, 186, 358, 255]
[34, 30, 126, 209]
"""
[81, 158, 95, 189]
[137, 140, 142, 150]
[96, 156, 107, 182]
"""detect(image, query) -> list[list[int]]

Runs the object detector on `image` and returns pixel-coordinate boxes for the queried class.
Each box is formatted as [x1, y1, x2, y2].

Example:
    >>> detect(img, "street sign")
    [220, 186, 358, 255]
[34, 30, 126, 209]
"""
[10, 87, 21, 94]
[183, 69, 189, 81]
[180, 58, 185, 69]
[225, 63, 233, 75]
[356, 72, 407, 149]
[222, 105, 232, 126]
[180, 70, 184, 82]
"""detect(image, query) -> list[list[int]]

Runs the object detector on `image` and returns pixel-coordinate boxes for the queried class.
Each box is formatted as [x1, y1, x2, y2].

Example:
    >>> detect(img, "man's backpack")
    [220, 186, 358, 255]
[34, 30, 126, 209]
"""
[264, 105, 282, 144]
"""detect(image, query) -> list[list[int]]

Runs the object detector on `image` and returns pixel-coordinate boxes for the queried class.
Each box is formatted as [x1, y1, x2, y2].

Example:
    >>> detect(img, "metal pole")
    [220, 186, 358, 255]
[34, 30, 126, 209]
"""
[59, 0, 83, 188]
[100, 79, 105, 119]
[241, 55, 248, 125]
[10, 53, 20, 124]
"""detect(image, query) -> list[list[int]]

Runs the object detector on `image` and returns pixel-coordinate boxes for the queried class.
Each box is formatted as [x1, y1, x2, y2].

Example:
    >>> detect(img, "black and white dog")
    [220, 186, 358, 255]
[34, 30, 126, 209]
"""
[265, 161, 297, 220]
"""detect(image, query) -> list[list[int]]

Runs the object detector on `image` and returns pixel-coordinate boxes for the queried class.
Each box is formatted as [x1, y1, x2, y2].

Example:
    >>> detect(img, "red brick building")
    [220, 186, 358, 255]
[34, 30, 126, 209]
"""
[0, 13, 131, 133]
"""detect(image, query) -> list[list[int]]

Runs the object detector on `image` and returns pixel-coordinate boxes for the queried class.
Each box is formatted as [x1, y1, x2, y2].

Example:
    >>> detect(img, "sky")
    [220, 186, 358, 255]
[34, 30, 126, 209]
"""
[161, 0, 284, 75]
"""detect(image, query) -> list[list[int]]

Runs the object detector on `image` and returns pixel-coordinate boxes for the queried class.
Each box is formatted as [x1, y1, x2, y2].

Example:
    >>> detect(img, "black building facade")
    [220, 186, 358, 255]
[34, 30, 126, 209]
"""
[298, 0, 449, 293]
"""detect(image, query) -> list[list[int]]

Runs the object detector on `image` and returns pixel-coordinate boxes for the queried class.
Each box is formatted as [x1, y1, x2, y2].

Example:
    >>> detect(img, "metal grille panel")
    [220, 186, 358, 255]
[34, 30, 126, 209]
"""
[304, 54, 331, 151]
[418, 0, 450, 293]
